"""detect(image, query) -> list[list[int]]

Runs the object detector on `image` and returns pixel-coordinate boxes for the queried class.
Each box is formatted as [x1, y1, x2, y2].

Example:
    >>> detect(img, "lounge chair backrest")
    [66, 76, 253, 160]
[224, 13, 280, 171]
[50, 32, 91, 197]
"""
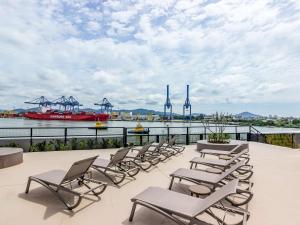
[109, 147, 130, 166]
[219, 160, 245, 181]
[136, 142, 153, 156]
[61, 156, 97, 184]
[192, 179, 238, 216]
[155, 139, 165, 151]
[168, 137, 176, 146]
[232, 143, 249, 154]
[228, 149, 248, 164]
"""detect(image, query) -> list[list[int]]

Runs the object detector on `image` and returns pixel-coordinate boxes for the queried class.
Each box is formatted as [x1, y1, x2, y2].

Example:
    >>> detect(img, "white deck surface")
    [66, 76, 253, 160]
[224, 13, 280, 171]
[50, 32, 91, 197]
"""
[1, 142, 300, 225]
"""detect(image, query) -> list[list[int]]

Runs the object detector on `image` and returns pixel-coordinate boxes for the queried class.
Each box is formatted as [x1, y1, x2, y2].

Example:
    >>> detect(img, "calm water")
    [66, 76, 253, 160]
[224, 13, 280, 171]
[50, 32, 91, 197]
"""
[0, 118, 300, 138]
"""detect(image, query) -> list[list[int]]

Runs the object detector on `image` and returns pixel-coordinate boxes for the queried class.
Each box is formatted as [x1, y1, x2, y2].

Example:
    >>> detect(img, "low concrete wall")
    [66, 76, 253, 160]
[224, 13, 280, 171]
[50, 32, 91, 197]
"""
[196, 140, 248, 152]
[0, 148, 23, 169]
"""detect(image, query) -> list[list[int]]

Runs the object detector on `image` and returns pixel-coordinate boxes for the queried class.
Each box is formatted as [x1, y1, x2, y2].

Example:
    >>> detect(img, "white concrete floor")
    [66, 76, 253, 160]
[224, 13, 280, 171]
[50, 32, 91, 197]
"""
[0, 142, 300, 225]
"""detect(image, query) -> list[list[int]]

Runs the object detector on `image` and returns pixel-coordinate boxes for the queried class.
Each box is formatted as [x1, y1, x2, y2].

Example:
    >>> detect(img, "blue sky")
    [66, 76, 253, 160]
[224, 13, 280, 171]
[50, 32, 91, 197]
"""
[1, 0, 300, 116]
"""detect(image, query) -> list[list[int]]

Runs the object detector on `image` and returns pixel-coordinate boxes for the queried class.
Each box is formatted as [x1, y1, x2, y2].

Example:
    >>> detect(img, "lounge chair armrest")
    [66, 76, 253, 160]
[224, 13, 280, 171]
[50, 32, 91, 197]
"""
[226, 189, 253, 207]
[130, 147, 142, 152]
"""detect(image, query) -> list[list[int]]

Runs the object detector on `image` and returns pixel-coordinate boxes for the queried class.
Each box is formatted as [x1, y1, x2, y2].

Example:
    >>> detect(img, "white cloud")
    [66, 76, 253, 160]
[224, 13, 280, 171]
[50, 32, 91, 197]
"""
[0, 0, 300, 115]
[86, 20, 101, 33]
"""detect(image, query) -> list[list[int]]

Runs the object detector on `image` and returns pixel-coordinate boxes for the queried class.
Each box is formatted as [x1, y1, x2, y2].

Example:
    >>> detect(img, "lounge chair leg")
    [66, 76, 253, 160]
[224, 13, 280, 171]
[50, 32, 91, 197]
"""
[25, 177, 32, 194]
[129, 202, 137, 222]
[168, 177, 174, 190]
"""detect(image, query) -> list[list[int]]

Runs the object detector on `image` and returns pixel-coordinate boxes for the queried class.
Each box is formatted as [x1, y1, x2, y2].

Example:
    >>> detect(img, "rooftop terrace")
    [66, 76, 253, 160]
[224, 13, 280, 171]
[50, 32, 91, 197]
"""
[1, 142, 300, 225]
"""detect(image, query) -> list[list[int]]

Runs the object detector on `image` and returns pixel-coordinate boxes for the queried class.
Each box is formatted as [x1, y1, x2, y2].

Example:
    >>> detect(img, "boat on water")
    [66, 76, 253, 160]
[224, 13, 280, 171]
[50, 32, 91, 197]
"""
[24, 110, 109, 121]
[128, 123, 149, 134]
[88, 121, 108, 129]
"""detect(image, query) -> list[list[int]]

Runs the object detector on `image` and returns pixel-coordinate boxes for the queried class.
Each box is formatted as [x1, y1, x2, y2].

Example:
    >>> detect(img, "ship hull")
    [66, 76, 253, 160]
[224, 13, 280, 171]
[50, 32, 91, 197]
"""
[24, 112, 109, 121]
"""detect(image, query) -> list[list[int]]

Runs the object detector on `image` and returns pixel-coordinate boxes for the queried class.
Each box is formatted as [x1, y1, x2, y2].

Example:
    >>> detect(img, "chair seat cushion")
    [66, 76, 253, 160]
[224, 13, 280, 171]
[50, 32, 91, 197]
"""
[132, 186, 206, 217]
[93, 158, 110, 168]
[32, 170, 66, 185]
[171, 168, 220, 184]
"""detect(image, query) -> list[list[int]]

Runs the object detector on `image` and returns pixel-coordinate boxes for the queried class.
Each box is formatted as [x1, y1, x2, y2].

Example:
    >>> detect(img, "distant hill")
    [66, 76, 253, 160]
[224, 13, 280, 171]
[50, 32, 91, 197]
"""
[235, 112, 262, 119]
[0, 107, 262, 119]
[113, 108, 167, 116]
[14, 108, 31, 113]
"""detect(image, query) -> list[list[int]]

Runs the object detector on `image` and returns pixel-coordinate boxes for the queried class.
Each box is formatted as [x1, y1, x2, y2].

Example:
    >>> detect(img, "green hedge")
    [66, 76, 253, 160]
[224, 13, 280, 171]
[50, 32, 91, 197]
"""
[265, 134, 294, 148]
[29, 138, 122, 152]
[208, 133, 230, 144]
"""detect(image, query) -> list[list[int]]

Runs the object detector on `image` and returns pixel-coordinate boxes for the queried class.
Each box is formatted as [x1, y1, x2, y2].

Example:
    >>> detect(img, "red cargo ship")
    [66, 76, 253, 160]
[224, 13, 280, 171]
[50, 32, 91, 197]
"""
[24, 111, 109, 121]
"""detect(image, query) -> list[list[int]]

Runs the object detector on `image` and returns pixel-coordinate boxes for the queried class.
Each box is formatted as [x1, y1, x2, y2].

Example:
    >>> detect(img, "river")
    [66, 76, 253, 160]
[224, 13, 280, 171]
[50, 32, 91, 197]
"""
[1, 118, 300, 136]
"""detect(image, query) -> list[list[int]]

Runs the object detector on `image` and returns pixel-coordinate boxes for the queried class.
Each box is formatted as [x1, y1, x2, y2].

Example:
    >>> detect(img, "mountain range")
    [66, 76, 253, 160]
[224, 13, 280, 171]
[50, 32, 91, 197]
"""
[0, 108, 263, 118]
[235, 111, 263, 119]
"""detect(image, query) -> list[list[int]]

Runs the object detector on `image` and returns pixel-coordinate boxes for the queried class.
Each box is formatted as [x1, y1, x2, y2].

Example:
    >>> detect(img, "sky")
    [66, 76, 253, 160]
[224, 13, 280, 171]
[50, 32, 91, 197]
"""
[0, 0, 300, 116]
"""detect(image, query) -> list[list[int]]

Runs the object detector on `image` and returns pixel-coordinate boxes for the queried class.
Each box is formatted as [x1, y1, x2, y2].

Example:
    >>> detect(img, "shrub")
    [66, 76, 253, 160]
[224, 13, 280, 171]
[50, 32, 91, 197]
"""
[101, 138, 109, 149]
[111, 138, 122, 148]
[78, 139, 87, 150]
[6, 142, 19, 147]
[36, 141, 46, 151]
[70, 138, 78, 150]
[45, 142, 55, 151]
[208, 133, 230, 144]
[87, 139, 96, 149]
[29, 145, 39, 152]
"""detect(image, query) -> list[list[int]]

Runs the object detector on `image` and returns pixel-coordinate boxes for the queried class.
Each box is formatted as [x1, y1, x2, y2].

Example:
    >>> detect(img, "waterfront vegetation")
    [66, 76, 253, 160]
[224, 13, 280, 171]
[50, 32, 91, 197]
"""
[236, 118, 300, 128]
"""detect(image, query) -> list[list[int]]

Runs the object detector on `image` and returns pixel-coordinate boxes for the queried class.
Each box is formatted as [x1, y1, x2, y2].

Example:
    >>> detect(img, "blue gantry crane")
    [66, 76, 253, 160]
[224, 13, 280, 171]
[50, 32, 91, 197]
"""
[94, 98, 113, 114]
[163, 85, 173, 120]
[67, 96, 82, 111]
[24, 96, 53, 108]
[51, 96, 82, 112]
[183, 85, 192, 120]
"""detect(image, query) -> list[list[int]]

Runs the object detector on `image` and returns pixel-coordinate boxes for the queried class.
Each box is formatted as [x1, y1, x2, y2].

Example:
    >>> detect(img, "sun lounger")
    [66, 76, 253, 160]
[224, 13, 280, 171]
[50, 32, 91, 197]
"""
[125, 142, 160, 170]
[92, 147, 140, 185]
[200, 144, 250, 164]
[148, 139, 174, 162]
[25, 156, 107, 210]
[191, 149, 248, 169]
[169, 160, 253, 207]
[129, 179, 247, 225]
[162, 136, 185, 154]
[170, 160, 249, 188]
[190, 149, 253, 178]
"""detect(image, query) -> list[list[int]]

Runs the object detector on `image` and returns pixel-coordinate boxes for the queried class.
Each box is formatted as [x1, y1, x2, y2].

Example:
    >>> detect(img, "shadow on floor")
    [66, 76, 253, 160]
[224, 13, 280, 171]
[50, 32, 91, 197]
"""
[18, 185, 102, 219]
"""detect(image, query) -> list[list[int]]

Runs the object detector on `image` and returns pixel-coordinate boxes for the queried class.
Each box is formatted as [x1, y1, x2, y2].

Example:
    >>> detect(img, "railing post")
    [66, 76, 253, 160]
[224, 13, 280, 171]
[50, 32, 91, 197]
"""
[235, 126, 238, 140]
[186, 127, 189, 145]
[204, 127, 207, 139]
[64, 128, 67, 145]
[167, 126, 170, 142]
[95, 128, 98, 141]
[156, 135, 159, 143]
[139, 135, 143, 145]
[30, 128, 33, 146]
[236, 133, 240, 140]
[147, 129, 150, 142]
[123, 127, 127, 147]
[247, 133, 251, 141]
[200, 134, 203, 140]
